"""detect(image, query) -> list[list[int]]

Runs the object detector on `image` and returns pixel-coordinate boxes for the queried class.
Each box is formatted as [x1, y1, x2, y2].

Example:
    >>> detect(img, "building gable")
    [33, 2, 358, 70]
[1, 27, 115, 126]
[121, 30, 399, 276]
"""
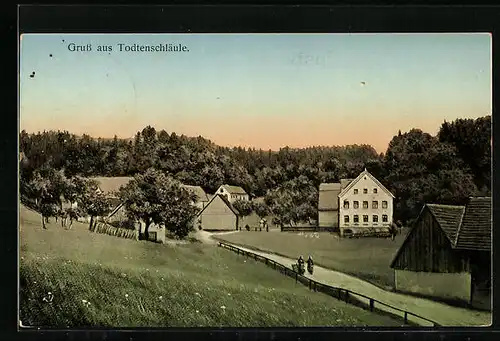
[197, 194, 239, 217]
[426, 204, 466, 245]
[390, 205, 456, 271]
[338, 169, 394, 199]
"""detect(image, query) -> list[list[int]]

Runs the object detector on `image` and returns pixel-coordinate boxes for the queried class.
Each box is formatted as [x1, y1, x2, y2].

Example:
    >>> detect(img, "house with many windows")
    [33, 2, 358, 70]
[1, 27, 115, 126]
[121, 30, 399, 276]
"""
[338, 169, 394, 236]
[215, 184, 249, 203]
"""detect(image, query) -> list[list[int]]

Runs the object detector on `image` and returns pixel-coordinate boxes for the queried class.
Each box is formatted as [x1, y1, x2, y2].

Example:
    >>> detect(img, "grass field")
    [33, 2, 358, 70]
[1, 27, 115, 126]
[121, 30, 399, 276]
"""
[215, 230, 409, 290]
[19, 205, 402, 328]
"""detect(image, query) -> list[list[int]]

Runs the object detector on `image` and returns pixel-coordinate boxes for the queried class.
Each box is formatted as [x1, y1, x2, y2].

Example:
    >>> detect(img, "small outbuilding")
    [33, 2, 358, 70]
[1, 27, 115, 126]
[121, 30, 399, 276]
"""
[390, 197, 492, 310]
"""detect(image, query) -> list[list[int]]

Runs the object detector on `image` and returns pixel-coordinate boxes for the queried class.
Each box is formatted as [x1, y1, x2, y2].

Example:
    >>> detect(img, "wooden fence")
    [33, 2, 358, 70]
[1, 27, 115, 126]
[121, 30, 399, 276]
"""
[280, 226, 337, 232]
[218, 241, 440, 327]
[93, 222, 139, 240]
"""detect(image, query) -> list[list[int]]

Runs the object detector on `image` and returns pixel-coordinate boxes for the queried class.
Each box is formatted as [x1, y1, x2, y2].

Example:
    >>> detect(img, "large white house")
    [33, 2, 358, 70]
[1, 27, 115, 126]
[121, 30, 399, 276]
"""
[215, 184, 249, 203]
[338, 169, 395, 236]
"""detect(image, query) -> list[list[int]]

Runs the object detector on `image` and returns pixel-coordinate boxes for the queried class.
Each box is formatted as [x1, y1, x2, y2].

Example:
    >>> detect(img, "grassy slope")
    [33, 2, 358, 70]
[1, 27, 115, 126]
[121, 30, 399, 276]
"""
[215, 231, 408, 290]
[19, 206, 401, 328]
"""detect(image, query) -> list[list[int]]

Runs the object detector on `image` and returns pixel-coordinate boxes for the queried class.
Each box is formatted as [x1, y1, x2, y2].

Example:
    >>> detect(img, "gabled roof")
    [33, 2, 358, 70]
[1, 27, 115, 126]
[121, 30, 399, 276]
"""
[197, 194, 240, 217]
[340, 179, 354, 190]
[181, 184, 209, 202]
[318, 183, 341, 211]
[426, 204, 466, 244]
[455, 197, 492, 251]
[390, 197, 492, 268]
[220, 184, 248, 195]
[338, 169, 395, 198]
[91, 177, 133, 196]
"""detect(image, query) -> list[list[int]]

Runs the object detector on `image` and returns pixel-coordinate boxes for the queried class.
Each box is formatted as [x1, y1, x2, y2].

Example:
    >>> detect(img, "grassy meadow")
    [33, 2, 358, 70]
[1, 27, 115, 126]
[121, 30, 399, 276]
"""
[215, 230, 409, 290]
[19, 205, 402, 328]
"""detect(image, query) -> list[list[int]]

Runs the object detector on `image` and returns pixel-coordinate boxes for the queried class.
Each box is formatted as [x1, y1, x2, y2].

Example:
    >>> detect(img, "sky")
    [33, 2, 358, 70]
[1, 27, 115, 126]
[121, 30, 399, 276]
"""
[19, 33, 491, 153]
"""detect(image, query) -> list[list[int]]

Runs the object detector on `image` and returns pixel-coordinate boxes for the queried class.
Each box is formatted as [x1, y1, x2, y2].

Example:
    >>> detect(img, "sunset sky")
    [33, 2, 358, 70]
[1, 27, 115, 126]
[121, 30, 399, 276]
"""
[19, 33, 491, 153]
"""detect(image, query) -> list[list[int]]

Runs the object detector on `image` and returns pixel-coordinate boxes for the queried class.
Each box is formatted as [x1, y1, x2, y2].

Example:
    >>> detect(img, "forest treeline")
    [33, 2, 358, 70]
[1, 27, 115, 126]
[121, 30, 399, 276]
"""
[19, 115, 491, 224]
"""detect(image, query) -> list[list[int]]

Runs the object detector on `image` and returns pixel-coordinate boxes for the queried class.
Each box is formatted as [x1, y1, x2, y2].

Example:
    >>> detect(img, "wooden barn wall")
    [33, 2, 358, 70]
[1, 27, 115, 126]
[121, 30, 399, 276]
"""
[392, 208, 469, 273]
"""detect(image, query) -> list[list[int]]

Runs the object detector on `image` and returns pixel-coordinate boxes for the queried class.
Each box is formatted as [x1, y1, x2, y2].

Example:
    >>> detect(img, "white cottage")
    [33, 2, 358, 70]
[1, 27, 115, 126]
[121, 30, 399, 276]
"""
[338, 169, 395, 237]
[214, 184, 249, 203]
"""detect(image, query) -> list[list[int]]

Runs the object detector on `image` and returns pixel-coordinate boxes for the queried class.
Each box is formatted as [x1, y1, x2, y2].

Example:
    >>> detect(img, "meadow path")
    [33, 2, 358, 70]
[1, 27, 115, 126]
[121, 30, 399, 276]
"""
[212, 239, 491, 327]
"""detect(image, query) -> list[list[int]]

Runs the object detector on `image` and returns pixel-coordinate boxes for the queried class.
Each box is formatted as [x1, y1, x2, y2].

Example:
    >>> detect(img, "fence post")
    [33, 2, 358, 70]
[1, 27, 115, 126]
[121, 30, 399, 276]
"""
[309, 280, 311, 290]
[404, 312, 408, 324]
[295, 273, 298, 283]
[345, 290, 349, 303]
[369, 299, 374, 312]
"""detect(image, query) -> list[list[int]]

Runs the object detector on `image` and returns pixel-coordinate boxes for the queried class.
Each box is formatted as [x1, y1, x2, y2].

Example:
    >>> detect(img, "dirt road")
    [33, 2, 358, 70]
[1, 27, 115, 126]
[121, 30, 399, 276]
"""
[219, 242, 491, 327]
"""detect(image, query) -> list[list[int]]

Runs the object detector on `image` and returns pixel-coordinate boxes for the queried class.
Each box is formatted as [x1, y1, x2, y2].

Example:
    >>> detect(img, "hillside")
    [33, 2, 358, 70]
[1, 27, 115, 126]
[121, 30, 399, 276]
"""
[19, 205, 402, 327]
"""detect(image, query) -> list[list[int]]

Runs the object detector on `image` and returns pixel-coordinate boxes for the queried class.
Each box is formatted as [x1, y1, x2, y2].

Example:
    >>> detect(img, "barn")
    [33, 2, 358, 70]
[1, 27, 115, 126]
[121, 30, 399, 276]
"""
[390, 197, 492, 310]
[197, 194, 240, 231]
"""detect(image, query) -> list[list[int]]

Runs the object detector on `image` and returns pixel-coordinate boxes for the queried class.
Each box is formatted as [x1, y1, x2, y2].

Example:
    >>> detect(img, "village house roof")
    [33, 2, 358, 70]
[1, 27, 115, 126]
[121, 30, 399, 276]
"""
[91, 177, 133, 196]
[390, 197, 492, 268]
[197, 194, 240, 217]
[340, 178, 354, 190]
[181, 184, 209, 202]
[455, 197, 492, 251]
[220, 184, 248, 195]
[318, 183, 341, 211]
[338, 169, 395, 199]
[426, 204, 466, 243]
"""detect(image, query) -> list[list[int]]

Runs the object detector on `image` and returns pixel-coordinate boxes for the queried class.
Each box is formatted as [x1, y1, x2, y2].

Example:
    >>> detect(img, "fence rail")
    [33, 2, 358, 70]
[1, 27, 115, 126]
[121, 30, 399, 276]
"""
[218, 241, 440, 327]
[280, 226, 337, 232]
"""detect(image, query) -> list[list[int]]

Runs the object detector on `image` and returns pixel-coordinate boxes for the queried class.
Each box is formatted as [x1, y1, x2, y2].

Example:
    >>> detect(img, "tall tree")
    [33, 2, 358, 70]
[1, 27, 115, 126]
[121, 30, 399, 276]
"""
[118, 168, 198, 239]
[438, 116, 491, 193]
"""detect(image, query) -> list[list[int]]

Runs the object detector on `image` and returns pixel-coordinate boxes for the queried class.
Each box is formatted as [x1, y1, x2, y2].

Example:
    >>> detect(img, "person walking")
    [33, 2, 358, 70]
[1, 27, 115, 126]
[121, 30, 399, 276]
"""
[307, 255, 314, 275]
[297, 255, 305, 274]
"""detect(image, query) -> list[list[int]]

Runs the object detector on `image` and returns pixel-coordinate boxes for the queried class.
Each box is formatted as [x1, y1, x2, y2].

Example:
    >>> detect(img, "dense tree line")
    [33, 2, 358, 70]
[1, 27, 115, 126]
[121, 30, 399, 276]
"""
[20, 115, 491, 226]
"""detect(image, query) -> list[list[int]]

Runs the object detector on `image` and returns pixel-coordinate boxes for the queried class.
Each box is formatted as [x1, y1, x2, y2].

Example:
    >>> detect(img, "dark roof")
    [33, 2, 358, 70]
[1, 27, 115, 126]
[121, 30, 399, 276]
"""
[426, 204, 466, 244]
[91, 177, 133, 196]
[181, 185, 209, 202]
[455, 197, 492, 251]
[221, 184, 248, 195]
[197, 194, 239, 217]
[318, 183, 341, 211]
[340, 179, 354, 190]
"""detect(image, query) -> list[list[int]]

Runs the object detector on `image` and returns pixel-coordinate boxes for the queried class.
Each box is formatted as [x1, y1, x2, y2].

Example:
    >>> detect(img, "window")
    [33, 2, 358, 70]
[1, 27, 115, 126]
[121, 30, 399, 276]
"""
[353, 201, 359, 209]
[373, 215, 378, 223]
[220, 188, 224, 193]
[363, 215, 368, 223]
[354, 189, 358, 194]
[363, 201, 368, 209]
[372, 201, 378, 209]
[382, 214, 388, 222]
[373, 188, 378, 194]
[344, 215, 349, 223]
[353, 215, 359, 223]
[382, 201, 388, 209]
[363, 188, 368, 194]
[343, 201, 349, 209]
